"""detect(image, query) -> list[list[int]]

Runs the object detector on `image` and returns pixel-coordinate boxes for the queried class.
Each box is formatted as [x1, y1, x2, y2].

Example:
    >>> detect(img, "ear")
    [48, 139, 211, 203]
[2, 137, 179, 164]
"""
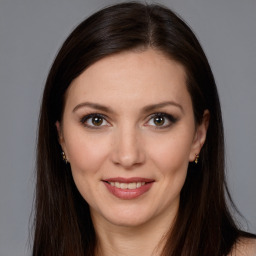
[189, 110, 210, 162]
[55, 121, 67, 154]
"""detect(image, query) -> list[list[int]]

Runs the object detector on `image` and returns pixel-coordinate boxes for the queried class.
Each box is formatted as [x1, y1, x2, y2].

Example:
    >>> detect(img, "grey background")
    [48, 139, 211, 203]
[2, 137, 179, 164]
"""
[0, 0, 255, 255]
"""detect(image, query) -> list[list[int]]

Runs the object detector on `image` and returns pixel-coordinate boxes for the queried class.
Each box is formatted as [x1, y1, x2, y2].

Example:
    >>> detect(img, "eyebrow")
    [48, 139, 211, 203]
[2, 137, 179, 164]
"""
[73, 101, 184, 114]
[142, 101, 184, 114]
[73, 102, 115, 114]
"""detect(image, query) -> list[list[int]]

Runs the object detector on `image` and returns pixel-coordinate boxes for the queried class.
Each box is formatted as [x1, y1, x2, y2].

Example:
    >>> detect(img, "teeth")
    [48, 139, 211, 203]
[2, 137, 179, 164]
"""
[115, 182, 120, 188]
[109, 181, 146, 189]
[120, 183, 127, 189]
[128, 183, 136, 189]
[136, 182, 141, 188]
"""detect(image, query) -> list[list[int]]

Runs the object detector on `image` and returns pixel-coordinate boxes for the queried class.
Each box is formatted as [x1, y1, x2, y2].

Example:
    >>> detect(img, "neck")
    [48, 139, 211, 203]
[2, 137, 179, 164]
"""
[92, 209, 177, 256]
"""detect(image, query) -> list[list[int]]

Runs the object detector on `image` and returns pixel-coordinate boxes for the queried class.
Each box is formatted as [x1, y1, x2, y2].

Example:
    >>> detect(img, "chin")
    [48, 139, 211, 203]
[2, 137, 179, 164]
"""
[92, 205, 156, 228]
[106, 214, 152, 228]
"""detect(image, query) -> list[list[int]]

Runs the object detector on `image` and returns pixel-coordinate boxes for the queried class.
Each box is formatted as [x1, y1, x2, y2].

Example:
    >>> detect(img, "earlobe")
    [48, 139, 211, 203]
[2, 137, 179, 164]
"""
[189, 110, 210, 162]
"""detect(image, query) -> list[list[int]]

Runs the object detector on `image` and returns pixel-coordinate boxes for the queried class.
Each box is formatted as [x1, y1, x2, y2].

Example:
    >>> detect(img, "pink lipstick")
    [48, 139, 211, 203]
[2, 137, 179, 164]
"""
[103, 177, 154, 200]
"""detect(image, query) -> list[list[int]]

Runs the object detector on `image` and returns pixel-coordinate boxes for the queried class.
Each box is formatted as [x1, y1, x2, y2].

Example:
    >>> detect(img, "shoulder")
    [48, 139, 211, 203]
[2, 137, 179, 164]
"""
[229, 237, 256, 256]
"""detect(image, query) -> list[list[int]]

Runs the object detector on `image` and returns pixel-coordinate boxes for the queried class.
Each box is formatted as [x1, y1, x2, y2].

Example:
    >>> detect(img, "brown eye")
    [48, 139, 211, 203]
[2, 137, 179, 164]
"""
[153, 116, 165, 126]
[92, 116, 103, 126]
[146, 113, 178, 128]
[81, 114, 108, 128]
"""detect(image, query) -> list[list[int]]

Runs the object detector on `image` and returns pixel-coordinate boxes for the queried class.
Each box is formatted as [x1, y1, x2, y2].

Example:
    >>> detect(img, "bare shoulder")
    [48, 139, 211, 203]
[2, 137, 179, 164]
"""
[230, 237, 256, 256]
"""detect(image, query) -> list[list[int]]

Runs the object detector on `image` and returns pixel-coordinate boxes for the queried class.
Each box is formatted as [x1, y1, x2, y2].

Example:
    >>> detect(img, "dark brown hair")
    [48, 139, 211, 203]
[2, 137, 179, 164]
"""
[33, 2, 255, 255]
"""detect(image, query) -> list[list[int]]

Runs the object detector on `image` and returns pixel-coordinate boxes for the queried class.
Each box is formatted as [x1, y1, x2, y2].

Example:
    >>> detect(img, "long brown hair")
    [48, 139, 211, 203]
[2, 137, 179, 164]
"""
[33, 2, 255, 255]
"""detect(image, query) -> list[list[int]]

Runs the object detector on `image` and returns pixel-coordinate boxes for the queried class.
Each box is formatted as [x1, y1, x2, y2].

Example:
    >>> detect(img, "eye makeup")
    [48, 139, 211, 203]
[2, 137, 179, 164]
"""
[79, 111, 179, 130]
[80, 113, 110, 129]
[145, 112, 179, 129]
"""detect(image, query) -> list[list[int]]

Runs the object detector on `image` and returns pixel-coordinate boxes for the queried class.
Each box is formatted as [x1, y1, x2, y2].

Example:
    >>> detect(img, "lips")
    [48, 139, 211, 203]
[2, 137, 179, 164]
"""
[102, 177, 155, 200]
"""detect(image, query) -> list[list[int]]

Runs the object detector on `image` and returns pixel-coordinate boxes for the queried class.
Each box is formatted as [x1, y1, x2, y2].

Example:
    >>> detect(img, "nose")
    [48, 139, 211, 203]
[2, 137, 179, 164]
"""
[110, 125, 146, 169]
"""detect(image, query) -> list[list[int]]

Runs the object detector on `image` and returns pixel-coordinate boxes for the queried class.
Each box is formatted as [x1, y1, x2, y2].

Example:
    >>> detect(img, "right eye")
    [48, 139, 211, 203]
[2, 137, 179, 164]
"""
[80, 114, 109, 128]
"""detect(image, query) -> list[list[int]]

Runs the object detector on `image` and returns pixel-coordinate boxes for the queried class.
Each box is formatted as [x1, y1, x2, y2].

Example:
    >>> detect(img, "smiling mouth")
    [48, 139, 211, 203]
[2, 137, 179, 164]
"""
[105, 181, 147, 189]
[103, 177, 155, 190]
[103, 178, 154, 199]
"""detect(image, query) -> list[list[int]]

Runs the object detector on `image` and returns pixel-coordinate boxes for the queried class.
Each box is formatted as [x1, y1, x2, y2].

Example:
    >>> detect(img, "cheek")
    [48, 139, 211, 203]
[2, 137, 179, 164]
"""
[64, 132, 111, 207]
[144, 133, 192, 210]
[64, 131, 110, 175]
[146, 131, 193, 175]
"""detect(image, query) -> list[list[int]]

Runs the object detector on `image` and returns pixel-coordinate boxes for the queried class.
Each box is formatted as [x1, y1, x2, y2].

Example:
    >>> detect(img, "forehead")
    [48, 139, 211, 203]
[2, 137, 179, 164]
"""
[65, 49, 191, 110]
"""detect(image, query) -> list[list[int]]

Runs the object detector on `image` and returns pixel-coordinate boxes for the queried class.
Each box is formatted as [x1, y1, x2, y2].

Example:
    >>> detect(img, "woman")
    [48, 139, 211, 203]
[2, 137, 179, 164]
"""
[33, 2, 256, 255]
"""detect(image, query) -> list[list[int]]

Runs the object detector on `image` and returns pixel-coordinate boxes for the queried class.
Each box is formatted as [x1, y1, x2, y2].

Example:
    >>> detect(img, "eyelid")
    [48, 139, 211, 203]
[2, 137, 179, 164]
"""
[145, 112, 178, 128]
[80, 113, 110, 128]
[79, 111, 178, 129]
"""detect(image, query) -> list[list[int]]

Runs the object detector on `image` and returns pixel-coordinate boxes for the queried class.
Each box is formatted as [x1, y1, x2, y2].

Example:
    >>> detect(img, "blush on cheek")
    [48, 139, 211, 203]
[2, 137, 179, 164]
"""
[150, 140, 190, 165]
[68, 141, 109, 176]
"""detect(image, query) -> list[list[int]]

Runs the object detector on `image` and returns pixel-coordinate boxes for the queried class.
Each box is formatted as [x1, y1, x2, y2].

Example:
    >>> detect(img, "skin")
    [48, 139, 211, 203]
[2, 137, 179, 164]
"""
[56, 49, 210, 255]
[230, 238, 256, 256]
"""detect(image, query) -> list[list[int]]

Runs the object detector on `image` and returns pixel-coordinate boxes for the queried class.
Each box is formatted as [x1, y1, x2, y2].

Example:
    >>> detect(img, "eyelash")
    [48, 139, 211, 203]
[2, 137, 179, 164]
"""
[80, 112, 178, 129]
[80, 113, 108, 129]
[146, 112, 178, 129]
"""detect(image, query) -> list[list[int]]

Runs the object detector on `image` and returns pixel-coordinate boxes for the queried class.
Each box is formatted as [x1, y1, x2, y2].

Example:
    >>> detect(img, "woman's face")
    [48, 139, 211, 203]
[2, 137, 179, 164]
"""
[57, 49, 208, 228]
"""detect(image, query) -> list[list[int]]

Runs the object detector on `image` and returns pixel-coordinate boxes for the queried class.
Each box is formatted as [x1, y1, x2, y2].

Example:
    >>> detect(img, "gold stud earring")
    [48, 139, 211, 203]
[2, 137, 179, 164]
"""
[62, 151, 68, 164]
[194, 154, 199, 164]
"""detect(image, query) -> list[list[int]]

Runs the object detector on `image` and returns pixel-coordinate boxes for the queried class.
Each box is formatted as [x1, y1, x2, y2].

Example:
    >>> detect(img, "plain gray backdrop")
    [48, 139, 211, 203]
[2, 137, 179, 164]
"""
[0, 0, 255, 255]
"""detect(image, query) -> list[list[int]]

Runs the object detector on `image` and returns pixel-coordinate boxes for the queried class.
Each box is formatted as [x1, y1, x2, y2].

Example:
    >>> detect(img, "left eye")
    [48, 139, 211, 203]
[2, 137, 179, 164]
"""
[147, 113, 175, 128]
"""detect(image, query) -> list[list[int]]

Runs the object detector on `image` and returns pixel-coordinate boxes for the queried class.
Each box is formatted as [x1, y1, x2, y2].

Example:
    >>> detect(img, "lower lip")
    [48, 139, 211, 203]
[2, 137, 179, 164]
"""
[104, 182, 154, 200]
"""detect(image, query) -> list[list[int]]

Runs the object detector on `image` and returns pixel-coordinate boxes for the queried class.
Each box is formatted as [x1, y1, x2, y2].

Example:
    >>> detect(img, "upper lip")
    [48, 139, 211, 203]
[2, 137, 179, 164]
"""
[103, 177, 155, 183]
